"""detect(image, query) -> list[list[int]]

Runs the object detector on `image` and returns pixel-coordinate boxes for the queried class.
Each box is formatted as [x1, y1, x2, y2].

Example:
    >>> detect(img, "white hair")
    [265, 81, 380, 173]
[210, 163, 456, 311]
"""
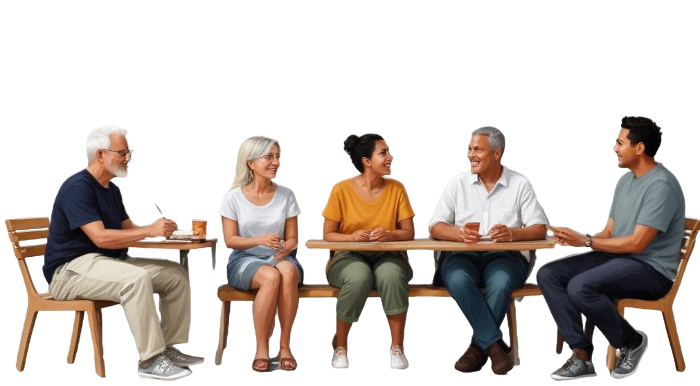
[86, 125, 128, 164]
[231, 136, 280, 189]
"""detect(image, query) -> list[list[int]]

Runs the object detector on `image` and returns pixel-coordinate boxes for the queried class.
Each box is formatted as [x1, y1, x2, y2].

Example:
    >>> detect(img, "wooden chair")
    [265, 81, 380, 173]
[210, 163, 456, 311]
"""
[605, 216, 700, 378]
[7, 217, 117, 377]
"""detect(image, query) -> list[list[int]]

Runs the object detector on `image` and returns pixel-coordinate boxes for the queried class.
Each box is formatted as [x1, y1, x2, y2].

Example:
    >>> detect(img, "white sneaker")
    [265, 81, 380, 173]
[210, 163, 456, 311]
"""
[390, 345, 409, 369]
[332, 346, 349, 368]
[138, 354, 191, 380]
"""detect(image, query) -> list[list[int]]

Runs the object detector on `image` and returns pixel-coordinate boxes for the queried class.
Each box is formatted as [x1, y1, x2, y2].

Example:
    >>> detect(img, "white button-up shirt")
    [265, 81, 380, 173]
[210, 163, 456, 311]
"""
[429, 166, 549, 263]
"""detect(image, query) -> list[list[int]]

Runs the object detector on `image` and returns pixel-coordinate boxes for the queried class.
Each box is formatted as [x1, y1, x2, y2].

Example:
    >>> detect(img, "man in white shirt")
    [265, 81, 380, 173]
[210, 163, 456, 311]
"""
[429, 126, 548, 375]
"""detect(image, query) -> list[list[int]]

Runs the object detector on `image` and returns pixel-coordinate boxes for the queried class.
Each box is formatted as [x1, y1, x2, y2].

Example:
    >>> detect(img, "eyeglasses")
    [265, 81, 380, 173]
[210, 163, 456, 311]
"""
[103, 149, 134, 158]
[257, 154, 280, 161]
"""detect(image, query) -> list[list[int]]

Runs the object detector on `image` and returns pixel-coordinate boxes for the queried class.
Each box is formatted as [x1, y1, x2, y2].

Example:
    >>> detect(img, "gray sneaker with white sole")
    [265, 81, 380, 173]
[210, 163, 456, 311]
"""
[138, 354, 191, 380]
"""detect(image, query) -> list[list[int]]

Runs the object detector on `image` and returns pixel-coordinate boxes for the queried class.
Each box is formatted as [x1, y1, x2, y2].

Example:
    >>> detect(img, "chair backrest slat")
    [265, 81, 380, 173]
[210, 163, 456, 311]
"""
[6, 218, 49, 231]
[16, 244, 47, 259]
[10, 229, 49, 243]
[666, 218, 699, 300]
[6, 217, 49, 298]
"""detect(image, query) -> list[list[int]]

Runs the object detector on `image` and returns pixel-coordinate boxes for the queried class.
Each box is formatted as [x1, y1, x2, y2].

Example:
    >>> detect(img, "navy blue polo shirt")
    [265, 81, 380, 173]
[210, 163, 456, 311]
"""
[43, 170, 130, 283]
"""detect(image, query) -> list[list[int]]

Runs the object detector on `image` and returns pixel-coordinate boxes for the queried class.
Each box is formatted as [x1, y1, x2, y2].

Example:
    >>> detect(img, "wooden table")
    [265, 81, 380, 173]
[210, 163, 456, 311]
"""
[301, 236, 557, 366]
[131, 238, 218, 270]
[305, 237, 557, 252]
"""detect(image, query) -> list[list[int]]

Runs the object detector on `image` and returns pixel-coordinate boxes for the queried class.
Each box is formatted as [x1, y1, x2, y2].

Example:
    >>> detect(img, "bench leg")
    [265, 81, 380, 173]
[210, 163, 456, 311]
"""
[506, 299, 520, 366]
[216, 302, 231, 365]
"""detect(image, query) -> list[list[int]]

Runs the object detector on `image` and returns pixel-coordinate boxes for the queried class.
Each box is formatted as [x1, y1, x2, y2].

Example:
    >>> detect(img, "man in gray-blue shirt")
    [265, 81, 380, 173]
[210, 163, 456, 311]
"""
[538, 117, 685, 380]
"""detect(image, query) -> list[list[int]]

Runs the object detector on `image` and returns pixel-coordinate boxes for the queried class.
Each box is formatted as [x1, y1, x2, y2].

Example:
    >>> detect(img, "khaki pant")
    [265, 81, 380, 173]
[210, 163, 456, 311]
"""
[49, 253, 191, 361]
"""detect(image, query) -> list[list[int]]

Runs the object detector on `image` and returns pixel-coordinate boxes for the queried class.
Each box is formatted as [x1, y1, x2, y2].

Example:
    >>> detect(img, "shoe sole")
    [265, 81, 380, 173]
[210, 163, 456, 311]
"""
[452, 360, 489, 375]
[390, 364, 409, 370]
[491, 366, 515, 377]
[331, 362, 350, 371]
[138, 370, 192, 381]
[136, 373, 194, 383]
[332, 361, 349, 369]
[610, 330, 651, 381]
[551, 373, 597, 381]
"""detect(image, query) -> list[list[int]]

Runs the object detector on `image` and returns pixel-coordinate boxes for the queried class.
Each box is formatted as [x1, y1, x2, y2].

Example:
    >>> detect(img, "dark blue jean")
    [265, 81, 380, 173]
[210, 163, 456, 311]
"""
[435, 251, 529, 350]
[537, 251, 672, 353]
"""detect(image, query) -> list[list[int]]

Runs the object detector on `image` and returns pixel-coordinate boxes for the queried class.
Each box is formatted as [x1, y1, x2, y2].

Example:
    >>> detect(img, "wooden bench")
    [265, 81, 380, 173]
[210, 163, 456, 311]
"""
[215, 237, 557, 366]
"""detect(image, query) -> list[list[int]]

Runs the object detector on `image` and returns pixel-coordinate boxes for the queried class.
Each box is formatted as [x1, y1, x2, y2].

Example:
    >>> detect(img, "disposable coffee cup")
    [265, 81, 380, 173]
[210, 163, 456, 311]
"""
[465, 222, 480, 233]
[192, 219, 207, 238]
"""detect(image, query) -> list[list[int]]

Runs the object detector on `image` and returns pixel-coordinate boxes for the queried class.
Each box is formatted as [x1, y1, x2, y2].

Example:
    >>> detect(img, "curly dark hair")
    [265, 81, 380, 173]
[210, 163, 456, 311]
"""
[344, 134, 384, 172]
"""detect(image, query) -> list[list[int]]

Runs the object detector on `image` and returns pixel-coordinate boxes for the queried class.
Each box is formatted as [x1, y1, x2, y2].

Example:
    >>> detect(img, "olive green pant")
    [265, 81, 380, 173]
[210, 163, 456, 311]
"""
[327, 251, 413, 323]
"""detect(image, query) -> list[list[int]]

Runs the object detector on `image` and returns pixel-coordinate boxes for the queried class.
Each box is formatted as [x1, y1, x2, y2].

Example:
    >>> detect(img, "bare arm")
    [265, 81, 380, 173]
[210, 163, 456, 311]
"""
[593, 218, 615, 239]
[430, 222, 466, 242]
[275, 216, 298, 260]
[221, 216, 281, 250]
[370, 217, 416, 242]
[430, 222, 481, 243]
[550, 218, 658, 254]
[81, 217, 177, 249]
[323, 218, 369, 242]
[489, 223, 547, 243]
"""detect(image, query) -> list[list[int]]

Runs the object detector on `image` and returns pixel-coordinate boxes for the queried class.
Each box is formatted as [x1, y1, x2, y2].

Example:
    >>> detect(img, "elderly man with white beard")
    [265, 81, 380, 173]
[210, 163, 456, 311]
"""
[43, 126, 202, 380]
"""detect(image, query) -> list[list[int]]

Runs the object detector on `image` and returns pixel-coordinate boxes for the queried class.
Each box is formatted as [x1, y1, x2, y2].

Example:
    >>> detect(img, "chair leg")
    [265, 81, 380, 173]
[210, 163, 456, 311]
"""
[87, 306, 106, 377]
[16, 308, 38, 372]
[506, 299, 520, 366]
[605, 345, 617, 371]
[662, 308, 685, 372]
[556, 329, 564, 354]
[216, 302, 231, 364]
[68, 311, 85, 364]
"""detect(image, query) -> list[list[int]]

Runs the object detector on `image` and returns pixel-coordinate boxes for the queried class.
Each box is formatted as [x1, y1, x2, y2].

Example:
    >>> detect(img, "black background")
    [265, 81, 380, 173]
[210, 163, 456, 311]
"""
[0, 82, 700, 385]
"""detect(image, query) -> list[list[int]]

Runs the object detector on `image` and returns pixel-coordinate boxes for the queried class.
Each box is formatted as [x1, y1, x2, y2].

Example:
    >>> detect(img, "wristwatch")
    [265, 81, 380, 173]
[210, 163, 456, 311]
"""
[585, 234, 593, 248]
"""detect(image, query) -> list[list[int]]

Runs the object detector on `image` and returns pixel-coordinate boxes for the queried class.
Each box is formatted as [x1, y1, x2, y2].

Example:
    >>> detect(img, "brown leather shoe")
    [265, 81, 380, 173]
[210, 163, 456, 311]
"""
[455, 342, 487, 373]
[487, 342, 514, 375]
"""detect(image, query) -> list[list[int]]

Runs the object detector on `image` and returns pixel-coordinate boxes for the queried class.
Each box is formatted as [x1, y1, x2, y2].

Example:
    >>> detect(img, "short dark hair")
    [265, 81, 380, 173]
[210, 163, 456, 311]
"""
[621, 116, 662, 157]
[344, 133, 384, 172]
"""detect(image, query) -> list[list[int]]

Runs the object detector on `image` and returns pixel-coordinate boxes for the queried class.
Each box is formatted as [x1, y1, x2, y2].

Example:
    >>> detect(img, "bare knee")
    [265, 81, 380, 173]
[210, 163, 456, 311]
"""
[253, 266, 282, 290]
[276, 262, 299, 285]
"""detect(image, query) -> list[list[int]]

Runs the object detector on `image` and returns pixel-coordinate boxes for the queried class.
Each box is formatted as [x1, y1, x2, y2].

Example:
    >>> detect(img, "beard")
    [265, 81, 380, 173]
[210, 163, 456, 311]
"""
[106, 163, 128, 178]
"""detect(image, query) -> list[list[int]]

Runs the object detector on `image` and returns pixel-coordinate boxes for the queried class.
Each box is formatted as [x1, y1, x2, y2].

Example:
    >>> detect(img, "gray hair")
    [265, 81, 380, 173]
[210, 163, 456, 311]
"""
[86, 126, 128, 164]
[231, 136, 280, 189]
[472, 126, 505, 153]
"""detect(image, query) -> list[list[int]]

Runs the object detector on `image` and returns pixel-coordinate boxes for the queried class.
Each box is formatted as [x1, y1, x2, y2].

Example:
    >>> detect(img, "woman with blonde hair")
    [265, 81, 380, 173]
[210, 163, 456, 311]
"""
[220, 136, 303, 372]
[323, 133, 415, 370]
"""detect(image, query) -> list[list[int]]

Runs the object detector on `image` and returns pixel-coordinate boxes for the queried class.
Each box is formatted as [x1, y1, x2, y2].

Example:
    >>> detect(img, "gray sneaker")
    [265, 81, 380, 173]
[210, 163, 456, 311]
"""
[551, 352, 596, 381]
[611, 331, 648, 379]
[138, 354, 192, 380]
[164, 346, 204, 367]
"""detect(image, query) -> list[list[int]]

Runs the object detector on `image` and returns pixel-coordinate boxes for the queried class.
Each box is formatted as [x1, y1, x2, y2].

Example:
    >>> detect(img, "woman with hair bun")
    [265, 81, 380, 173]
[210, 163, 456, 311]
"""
[220, 136, 303, 372]
[322, 134, 415, 370]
